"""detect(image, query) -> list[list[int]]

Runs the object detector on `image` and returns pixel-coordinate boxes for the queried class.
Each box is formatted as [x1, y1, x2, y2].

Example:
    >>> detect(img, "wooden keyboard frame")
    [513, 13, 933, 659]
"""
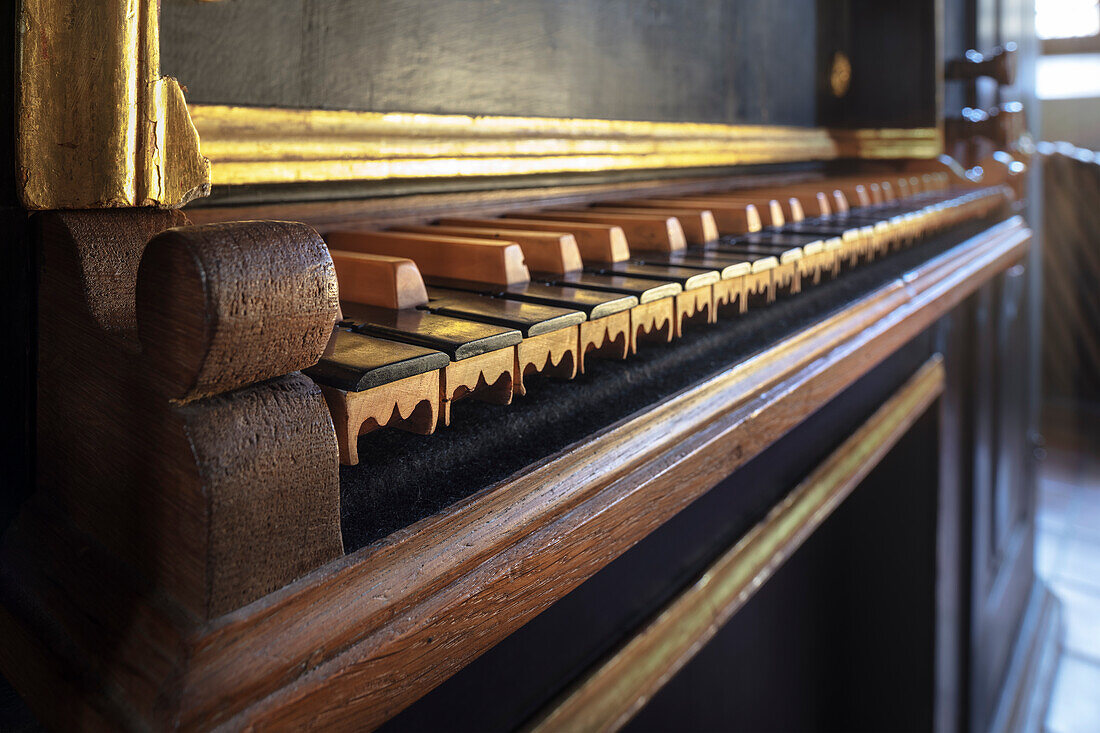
[0, 213, 1029, 730]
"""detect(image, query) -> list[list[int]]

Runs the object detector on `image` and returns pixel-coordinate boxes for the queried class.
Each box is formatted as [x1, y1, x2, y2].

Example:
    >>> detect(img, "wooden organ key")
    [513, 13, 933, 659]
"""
[305, 177, 1011, 464]
[435, 216, 681, 349]
[580, 206, 779, 311]
[505, 210, 719, 336]
[311, 250, 520, 461]
[603, 197, 763, 236]
[393, 224, 638, 369]
[310, 329, 450, 465]
[587, 205, 721, 245]
[326, 231, 590, 399]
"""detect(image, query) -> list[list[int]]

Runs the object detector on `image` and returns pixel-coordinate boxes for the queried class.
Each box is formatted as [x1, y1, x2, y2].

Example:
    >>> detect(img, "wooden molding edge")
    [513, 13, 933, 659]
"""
[832, 127, 944, 160]
[13, 0, 938, 208]
[170, 218, 1028, 731]
[16, 0, 210, 209]
[189, 104, 942, 186]
[528, 357, 946, 733]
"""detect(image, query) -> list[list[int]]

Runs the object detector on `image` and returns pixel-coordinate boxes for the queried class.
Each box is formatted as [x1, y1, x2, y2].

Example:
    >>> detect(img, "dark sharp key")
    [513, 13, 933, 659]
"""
[633, 251, 752, 280]
[341, 302, 521, 360]
[590, 262, 720, 290]
[420, 276, 636, 320]
[775, 222, 862, 239]
[424, 287, 585, 337]
[305, 329, 450, 392]
[718, 232, 824, 248]
[419, 277, 505, 297]
[539, 271, 683, 303]
[708, 242, 803, 264]
[500, 282, 637, 320]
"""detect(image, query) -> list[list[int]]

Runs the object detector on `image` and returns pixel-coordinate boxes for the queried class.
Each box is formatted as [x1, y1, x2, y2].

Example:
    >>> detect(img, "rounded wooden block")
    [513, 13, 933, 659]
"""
[137, 220, 340, 401]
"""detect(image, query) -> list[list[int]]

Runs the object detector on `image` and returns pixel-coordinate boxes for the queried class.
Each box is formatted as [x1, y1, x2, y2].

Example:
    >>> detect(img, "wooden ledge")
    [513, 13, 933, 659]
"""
[2, 219, 1031, 731]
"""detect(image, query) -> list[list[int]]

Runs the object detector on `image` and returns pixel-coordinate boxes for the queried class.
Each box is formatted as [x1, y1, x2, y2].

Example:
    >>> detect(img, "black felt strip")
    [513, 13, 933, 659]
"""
[338, 215, 1004, 552]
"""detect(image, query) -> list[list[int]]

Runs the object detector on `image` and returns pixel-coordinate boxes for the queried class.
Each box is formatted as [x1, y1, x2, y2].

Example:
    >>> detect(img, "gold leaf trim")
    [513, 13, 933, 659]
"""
[187, 105, 941, 186]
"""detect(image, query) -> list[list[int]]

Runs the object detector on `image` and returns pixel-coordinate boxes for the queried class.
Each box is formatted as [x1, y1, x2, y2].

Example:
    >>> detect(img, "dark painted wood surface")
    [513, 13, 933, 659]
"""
[627, 411, 941, 732]
[161, 0, 819, 125]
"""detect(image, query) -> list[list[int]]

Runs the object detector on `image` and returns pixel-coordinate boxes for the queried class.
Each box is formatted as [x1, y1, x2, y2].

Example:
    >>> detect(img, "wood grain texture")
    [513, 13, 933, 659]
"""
[515, 328, 580, 396]
[673, 286, 715, 336]
[2, 203, 1025, 730]
[396, 225, 585, 275]
[589, 205, 719, 245]
[137, 220, 340, 402]
[579, 311, 631, 371]
[175, 373, 344, 614]
[330, 251, 429, 309]
[630, 299, 675, 350]
[620, 198, 762, 236]
[27, 210, 343, 621]
[529, 357, 946, 733]
[486, 217, 632, 264]
[106, 217, 1026, 733]
[321, 371, 440, 465]
[45, 209, 190, 335]
[326, 229, 531, 287]
[441, 349, 515, 426]
[518, 211, 687, 253]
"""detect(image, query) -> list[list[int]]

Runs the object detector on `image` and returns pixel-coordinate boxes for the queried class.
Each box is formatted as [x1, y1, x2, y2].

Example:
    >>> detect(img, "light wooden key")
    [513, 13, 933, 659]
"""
[327, 230, 529, 285]
[717, 194, 804, 223]
[709, 242, 802, 296]
[688, 195, 787, 228]
[396, 225, 584, 274]
[506, 211, 720, 335]
[509, 211, 724, 335]
[588, 204, 719, 245]
[307, 328, 449, 465]
[327, 231, 585, 396]
[439, 217, 679, 348]
[506, 210, 687, 253]
[609, 197, 761, 235]
[394, 224, 638, 370]
[437, 216, 630, 264]
[329, 249, 519, 427]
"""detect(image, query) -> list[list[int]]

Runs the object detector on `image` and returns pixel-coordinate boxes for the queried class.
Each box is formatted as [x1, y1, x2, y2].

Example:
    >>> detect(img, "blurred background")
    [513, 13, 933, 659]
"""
[1027, 4, 1100, 731]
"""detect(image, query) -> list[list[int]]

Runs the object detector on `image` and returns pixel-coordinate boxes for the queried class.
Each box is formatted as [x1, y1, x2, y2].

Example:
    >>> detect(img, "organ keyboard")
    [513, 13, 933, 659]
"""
[4, 1, 1046, 727]
[307, 172, 1010, 464]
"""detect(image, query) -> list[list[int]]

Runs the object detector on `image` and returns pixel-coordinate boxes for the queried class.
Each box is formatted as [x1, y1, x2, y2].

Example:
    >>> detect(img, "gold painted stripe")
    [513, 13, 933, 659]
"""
[529, 356, 946, 733]
[187, 105, 941, 186]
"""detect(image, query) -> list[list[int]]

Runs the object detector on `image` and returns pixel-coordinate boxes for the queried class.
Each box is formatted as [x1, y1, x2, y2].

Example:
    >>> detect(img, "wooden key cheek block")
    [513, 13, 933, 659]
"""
[19, 213, 344, 623]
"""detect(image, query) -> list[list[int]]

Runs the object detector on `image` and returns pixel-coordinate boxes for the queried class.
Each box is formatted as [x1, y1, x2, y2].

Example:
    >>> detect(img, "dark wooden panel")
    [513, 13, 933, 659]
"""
[627, 408, 940, 732]
[160, 0, 818, 126]
[839, 0, 938, 127]
[382, 333, 941, 733]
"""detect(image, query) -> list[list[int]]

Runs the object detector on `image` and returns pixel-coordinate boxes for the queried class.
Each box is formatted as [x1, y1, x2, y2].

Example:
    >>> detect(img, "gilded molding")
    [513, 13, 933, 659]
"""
[189, 105, 943, 187]
[17, 0, 210, 209]
[15, 2, 940, 207]
[832, 126, 945, 159]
